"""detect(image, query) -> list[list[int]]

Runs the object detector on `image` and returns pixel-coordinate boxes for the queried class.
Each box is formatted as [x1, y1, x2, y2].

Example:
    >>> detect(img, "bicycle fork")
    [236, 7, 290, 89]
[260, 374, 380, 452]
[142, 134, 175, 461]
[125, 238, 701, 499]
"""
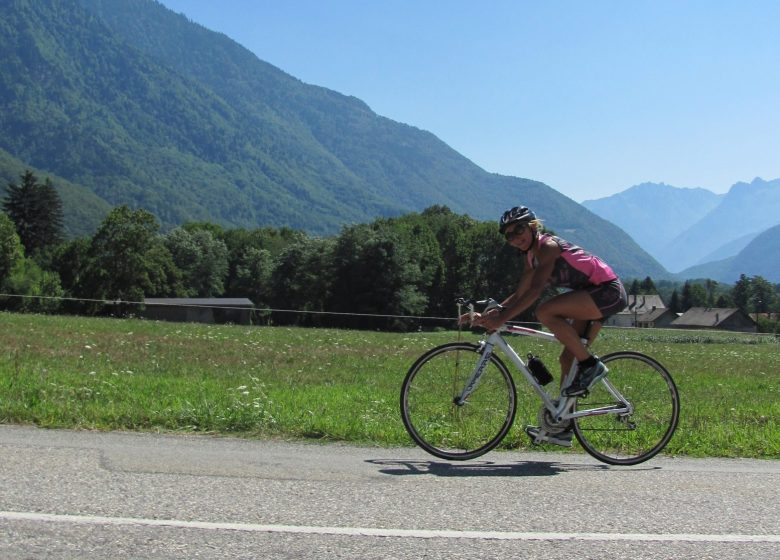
[453, 341, 494, 406]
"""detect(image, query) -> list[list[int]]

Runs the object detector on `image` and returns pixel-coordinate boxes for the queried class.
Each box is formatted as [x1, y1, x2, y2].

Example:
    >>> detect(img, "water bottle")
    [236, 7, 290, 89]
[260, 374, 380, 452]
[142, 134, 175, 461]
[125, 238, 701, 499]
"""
[527, 354, 553, 386]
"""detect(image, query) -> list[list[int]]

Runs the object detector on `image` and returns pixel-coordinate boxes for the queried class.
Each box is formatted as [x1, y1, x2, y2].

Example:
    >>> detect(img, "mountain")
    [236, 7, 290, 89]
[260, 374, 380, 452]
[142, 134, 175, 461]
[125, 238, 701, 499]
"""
[582, 183, 723, 266]
[0, 0, 667, 279]
[584, 178, 780, 277]
[661, 177, 780, 272]
[694, 230, 761, 268]
[680, 223, 780, 283]
[0, 147, 111, 237]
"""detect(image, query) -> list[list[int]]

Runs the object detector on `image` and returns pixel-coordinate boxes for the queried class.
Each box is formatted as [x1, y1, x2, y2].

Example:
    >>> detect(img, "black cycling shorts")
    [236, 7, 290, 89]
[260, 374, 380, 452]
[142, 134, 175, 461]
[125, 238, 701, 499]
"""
[586, 278, 627, 320]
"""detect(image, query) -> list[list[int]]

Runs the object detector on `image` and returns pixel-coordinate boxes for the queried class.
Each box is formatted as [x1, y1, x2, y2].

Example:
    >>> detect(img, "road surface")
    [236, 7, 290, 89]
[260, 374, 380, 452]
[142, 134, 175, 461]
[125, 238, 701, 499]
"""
[1, 425, 778, 559]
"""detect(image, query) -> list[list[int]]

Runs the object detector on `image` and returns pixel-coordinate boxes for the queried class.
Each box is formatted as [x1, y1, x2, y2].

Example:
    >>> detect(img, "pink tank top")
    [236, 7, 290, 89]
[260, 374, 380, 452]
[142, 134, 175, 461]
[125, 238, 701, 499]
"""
[526, 233, 617, 288]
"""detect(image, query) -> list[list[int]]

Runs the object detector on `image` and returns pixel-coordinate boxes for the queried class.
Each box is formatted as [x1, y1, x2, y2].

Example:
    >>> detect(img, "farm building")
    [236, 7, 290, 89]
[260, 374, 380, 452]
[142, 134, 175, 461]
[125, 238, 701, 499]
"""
[142, 298, 255, 325]
[671, 307, 757, 333]
[634, 307, 678, 329]
[603, 294, 669, 328]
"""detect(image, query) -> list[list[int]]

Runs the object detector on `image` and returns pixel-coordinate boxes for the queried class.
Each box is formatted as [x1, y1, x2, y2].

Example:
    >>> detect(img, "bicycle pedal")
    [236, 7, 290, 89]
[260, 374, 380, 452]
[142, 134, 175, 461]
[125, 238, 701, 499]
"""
[524, 426, 546, 445]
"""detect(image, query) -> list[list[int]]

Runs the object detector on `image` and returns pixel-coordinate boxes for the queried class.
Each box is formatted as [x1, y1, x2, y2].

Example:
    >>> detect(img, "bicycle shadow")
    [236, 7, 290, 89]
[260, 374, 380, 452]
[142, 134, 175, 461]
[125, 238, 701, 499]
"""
[366, 458, 607, 477]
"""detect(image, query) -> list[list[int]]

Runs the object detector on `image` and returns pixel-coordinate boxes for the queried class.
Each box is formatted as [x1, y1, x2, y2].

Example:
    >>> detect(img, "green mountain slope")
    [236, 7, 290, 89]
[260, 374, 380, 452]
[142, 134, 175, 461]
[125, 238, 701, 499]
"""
[0, 148, 111, 237]
[0, 0, 667, 279]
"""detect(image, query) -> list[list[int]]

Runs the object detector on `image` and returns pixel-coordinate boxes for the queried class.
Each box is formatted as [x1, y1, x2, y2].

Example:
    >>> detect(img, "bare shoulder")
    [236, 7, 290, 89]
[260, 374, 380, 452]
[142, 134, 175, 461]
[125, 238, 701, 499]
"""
[535, 236, 561, 261]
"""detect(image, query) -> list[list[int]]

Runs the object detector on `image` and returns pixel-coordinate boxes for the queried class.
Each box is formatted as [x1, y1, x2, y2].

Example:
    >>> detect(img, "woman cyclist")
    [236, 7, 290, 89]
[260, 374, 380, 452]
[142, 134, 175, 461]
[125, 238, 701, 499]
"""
[468, 205, 627, 446]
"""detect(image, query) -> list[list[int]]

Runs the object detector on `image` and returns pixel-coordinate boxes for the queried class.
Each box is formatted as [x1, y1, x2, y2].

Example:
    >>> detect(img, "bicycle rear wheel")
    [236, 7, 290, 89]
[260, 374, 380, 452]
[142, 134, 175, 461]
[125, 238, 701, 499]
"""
[573, 351, 680, 465]
[400, 342, 517, 461]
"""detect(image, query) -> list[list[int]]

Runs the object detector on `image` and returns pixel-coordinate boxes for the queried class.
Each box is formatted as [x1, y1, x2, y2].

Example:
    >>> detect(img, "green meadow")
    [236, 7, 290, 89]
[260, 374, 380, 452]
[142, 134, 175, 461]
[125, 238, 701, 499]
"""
[1, 312, 778, 459]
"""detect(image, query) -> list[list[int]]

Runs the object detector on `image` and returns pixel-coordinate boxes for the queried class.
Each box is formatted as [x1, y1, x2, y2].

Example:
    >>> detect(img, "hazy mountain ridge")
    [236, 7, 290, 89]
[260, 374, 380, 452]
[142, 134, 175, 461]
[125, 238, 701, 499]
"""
[680, 223, 780, 283]
[0, 0, 667, 279]
[582, 183, 723, 261]
[584, 178, 780, 282]
[663, 177, 780, 272]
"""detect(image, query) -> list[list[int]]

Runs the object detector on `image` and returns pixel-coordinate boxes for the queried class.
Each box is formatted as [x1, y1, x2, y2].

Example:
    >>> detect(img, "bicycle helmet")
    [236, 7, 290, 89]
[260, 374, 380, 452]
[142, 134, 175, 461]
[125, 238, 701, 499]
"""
[499, 206, 536, 234]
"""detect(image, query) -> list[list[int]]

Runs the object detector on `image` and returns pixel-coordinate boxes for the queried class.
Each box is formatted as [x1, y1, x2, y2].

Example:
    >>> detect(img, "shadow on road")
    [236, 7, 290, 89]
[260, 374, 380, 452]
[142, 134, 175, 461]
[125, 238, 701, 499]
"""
[366, 458, 614, 477]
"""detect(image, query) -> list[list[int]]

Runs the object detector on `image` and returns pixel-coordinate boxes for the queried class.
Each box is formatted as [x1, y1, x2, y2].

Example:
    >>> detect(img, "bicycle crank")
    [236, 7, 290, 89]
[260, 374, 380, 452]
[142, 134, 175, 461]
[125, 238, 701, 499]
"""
[537, 405, 571, 434]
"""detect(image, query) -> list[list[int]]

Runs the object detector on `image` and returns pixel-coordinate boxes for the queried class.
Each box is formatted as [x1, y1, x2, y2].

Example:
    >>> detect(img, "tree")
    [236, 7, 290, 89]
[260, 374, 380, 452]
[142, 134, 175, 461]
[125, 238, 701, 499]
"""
[668, 289, 681, 314]
[2, 171, 64, 254]
[328, 223, 427, 329]
[627, 276, 657, 296]
[1, 257, 63, 313]
[221, 227, 294, 308]
[640, 276, 657, 294]
[731, 274, 751, 312]
[420, 206, 477, 316]
[227, 245, 274, 307]
[0, 212, 24, 283]
[1, 201, 64, 314]
[270, 237, 334, 326]
[77, 206, 179, 312]
[681, 281, 707, 310]
[50, 238, 90, 295]
[164, 227, 228, 297]
[383, 213, 445, 317]
[750, 276, 778, 314]
[704, 279, 718, 307]
[715, 294, 732, 308]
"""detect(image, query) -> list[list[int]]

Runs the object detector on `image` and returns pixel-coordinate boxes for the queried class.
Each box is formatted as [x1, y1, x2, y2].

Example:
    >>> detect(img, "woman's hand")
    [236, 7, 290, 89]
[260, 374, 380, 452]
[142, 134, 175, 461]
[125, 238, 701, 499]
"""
[471, 308, 504, 332]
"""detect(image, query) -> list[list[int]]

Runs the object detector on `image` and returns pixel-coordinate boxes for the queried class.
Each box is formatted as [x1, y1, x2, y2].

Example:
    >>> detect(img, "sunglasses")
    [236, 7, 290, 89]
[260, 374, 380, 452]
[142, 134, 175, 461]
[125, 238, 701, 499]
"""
[504, 223, 528, 240]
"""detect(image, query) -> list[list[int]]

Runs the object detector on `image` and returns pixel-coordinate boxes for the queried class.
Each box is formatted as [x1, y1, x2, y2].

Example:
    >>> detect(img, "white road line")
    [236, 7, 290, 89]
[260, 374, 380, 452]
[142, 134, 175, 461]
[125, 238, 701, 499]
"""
[1, 511, 779, 543]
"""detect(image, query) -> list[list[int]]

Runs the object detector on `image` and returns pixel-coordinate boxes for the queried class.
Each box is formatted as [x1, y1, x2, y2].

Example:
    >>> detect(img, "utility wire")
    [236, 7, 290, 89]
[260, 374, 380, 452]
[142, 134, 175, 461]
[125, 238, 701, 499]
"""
[0, 292, 460, 322]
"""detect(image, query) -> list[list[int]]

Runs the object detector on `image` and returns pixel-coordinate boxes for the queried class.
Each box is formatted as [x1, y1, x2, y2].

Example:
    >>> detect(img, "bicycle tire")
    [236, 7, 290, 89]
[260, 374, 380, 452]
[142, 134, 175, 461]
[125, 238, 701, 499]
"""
[400, 342, 517, 461]
[573, 351, 680, 466]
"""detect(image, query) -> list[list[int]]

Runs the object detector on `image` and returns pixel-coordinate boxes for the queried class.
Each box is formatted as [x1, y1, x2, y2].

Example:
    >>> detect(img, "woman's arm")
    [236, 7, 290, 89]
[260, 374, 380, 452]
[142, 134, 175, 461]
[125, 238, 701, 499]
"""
[476, 239, 560, 330]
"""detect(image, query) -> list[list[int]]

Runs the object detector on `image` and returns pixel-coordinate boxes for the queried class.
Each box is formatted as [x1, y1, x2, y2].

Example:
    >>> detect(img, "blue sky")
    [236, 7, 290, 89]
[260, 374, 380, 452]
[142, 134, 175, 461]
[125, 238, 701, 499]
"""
[159, 0, 779, 202]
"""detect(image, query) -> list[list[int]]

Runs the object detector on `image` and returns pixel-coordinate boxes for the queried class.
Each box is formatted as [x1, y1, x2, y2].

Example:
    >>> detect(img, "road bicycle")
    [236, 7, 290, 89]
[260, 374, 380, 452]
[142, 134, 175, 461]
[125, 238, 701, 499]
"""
[400, 298, 680, 465]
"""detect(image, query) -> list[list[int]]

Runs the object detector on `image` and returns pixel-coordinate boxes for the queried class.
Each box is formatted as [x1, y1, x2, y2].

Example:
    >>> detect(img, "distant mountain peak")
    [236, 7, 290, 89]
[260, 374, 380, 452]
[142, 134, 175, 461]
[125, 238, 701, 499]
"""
[583, 181, 714, 205]
[583, 178, 780, 277]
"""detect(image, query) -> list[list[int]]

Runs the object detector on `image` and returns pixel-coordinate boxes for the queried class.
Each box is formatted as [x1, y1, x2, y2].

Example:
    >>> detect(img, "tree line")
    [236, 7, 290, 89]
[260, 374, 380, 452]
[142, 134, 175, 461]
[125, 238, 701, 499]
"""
[2, 172, 779, 332]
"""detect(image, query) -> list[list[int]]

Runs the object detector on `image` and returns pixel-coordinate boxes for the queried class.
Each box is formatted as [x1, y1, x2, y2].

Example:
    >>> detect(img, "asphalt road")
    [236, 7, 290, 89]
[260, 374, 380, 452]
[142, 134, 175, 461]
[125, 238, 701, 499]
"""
[1, 425, 778, 559]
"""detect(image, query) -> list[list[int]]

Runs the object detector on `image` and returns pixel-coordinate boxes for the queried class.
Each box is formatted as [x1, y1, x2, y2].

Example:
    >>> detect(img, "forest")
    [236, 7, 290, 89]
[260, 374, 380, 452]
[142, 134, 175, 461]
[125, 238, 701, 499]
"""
[2, 172, 779, 333]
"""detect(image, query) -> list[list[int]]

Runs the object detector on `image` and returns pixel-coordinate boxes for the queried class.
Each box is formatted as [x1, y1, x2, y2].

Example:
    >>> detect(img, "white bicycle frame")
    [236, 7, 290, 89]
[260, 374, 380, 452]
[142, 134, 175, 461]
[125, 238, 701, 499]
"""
[458, 322, 634, 425]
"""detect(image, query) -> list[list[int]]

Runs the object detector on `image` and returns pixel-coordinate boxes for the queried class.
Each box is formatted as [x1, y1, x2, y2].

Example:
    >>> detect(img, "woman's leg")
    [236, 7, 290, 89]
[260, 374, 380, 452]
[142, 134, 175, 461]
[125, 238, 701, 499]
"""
[535, 290, 603, 365]
[558, 319, 603, 386]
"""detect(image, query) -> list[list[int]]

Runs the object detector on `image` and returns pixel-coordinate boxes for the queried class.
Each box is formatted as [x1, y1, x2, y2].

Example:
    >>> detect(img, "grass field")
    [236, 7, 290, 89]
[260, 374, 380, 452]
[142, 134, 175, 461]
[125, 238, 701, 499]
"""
[1, 311, 778, 459]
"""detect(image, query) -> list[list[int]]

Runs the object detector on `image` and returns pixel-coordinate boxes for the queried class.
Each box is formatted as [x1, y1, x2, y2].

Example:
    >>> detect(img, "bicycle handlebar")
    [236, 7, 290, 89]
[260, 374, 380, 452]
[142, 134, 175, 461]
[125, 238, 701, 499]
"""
[456, 296, 507, 334]
[455, 297, 500, 308]
[456, 297, 503, 315]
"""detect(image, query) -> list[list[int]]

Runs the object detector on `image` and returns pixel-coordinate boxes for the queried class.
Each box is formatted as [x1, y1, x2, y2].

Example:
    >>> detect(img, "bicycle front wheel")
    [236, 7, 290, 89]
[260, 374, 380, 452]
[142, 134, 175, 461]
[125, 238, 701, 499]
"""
[400, 342, 517, 461]
[573, 351, 680, 465]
